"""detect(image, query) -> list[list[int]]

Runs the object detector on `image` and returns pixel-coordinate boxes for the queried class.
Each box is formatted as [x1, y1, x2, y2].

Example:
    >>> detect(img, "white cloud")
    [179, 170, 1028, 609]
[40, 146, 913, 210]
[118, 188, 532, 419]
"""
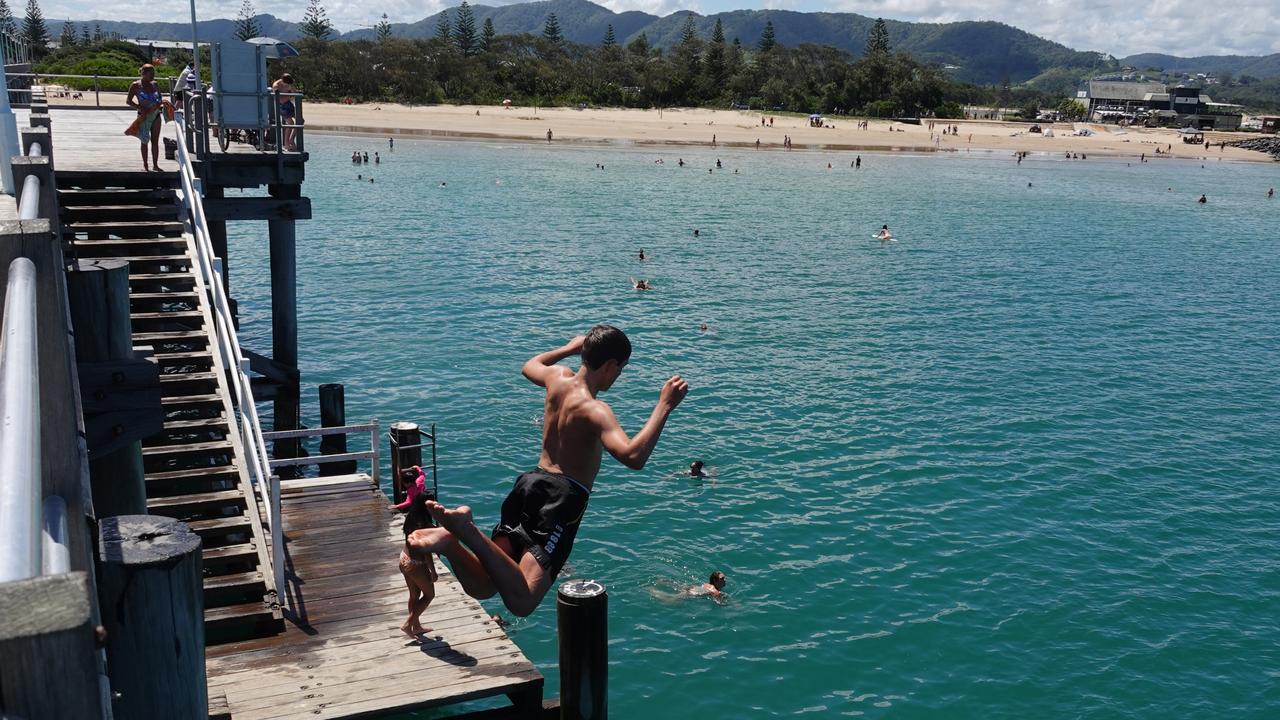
[39, 0, 1280, 55]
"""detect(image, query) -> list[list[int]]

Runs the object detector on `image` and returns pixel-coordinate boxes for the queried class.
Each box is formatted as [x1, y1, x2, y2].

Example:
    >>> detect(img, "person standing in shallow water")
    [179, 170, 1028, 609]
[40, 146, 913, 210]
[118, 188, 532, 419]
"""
[408, 326, 689, 617]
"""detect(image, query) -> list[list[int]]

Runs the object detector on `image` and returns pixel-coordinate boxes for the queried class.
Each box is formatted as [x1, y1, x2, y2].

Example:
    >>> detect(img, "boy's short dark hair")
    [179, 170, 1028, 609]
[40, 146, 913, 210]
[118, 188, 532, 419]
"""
[709, 571, 726, 584]
[581, 324, 631, 370]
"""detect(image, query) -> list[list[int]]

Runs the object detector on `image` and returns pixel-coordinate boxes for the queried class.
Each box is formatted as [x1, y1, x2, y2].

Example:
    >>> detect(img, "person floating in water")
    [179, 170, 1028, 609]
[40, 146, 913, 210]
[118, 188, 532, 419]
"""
[716, 159, 722, 169]
[375, 152, 380, 164]
[689, 460, 706, 478]
[632, 279, 652, 291]
[1269, 188, 1275, 199]
[693, 229, 700, 237]
[687, 571, 727, 599]
[389, 137, 394, 151]
[398, 489, 438, 637]
[638, 248, 646, 261]
[1198, 194, 1207, 204]
[876, 224, 893, 240]
[678, 158, 685, 167]
[408, 326, 689, 617]
[699, 322, 709, 332]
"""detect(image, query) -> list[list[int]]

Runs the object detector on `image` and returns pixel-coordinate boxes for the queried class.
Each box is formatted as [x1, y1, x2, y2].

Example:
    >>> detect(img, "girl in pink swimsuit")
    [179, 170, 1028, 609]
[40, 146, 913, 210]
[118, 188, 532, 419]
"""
[398, 473, 436, 637]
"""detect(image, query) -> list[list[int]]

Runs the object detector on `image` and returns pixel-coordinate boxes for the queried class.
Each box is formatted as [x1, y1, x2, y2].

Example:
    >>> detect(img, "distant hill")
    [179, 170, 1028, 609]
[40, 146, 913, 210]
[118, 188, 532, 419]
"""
[55, 0, 1280, 86]
[1121, 53, 1280, 81]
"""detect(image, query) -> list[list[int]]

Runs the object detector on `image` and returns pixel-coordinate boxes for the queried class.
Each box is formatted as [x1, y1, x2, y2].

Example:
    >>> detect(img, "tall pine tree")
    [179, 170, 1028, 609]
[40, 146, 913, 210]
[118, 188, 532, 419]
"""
[865, 18, 890, 58]
[705, 18, 726, 86]
[299, 0, 333, 41]
[757, 19, 776, 52]
[235, 0, 260, 41]
[627, 32, 649, 57]
[22, 0, 48, 57]
[58, 19, 72, 46]
[0, 0, 16, 37]
[454, 1, 476, 56]
[375, 14, 391, 43]
[480, 17, 495, 53]
[434, 9, 451, 42]
[542, 13, 562, 44]
[78, 23, 88, 45]
[602, 23, 615, 48]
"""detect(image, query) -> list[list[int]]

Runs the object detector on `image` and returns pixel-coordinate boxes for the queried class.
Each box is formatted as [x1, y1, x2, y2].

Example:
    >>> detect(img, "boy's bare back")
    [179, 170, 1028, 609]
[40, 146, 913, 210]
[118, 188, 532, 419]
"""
[538, 368, 607, 486]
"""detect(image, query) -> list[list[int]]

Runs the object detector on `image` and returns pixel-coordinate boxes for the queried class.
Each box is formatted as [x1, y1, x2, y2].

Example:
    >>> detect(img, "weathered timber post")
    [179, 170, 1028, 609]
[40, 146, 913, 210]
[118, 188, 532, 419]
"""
[318, 383, 356, 476]
[96, 515, 206, 720]
[267, 187, 301, 473]
[67, 259, 146, 517]
[558, 579, 608, 720]
[0, 572, 104, 719]
[389, 421, 421, 506]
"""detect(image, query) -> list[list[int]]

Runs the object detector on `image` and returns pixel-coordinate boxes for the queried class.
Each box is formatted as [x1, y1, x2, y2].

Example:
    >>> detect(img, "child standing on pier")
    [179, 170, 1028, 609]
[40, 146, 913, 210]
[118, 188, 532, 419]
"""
[399, 486, 437, 637]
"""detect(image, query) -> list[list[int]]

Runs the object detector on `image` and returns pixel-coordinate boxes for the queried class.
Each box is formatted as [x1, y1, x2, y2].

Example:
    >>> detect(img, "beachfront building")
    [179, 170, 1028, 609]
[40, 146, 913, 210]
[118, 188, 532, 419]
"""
[1085, 80, 1242, 130]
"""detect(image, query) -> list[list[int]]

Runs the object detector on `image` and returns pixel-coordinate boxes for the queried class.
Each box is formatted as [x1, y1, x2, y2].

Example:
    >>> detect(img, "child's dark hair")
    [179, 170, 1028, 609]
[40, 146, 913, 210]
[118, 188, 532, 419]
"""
[581, 324, 631, 370]
[403, 492, 434, 538]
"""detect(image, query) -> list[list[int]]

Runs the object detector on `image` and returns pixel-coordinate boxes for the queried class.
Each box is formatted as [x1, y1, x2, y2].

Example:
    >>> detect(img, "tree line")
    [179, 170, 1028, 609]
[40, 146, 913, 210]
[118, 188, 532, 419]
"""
[275, 6, 1060, 118]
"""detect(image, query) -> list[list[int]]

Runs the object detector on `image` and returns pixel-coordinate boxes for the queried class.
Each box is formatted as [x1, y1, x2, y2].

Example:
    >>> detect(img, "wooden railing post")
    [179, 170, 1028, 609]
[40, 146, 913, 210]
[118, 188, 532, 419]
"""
[318, 383, 356, 476]
[0, 571, 105, 719]
[96, 515, 206, 720]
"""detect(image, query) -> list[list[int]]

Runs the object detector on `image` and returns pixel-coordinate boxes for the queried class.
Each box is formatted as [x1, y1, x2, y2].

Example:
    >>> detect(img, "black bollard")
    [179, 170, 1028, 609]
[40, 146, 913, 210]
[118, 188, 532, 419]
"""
[557, 580, 608, 720]
[389, 422, 421, 506]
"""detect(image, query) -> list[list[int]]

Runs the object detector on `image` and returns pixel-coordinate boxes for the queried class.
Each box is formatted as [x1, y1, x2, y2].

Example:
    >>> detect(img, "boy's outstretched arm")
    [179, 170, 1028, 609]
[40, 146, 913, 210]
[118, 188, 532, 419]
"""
[598, 375, 689, 470]
[522, 335, 585, 387]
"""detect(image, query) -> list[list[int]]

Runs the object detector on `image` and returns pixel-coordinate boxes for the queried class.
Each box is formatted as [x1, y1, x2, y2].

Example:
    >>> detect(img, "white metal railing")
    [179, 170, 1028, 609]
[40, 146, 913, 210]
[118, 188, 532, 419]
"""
[172, 110, 284, 600]
[260, 422, 381, 486]
[0, 257, 41, 582]
[17, 140, 42, 219]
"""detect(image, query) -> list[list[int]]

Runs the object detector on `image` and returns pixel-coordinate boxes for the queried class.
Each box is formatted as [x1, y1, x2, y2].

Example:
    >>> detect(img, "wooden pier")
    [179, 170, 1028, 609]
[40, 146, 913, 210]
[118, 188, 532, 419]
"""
[1, 104, 547, 719]
[207, 473, 542, 719]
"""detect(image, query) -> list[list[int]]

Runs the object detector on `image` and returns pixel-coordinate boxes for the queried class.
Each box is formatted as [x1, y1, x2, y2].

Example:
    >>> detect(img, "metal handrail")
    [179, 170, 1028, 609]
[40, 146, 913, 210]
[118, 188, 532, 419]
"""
[172, 109, 283, 600]
[261, 421, 381, 486]
[17, 140, 42, 220]
[0, 257, 41, 583]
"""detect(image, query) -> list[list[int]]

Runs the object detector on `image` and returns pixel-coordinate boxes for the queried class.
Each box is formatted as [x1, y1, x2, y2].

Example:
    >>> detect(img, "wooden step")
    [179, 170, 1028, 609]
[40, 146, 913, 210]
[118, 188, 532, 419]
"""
[146, 489, 246, 516]
[71, 237, 189, 252]
[204, 570, 264, 594]
[129, 272, 196, 287]
[130, 290, 200, 303]
[160, 393, 223, 409]
[57, 188, 177, 205]
[65, 221, 185, 238]
[163, 416, 228, 431]
[151, 351, 215, 369]
[204, 601, 282, 642]
[158, 372, 219, 387]
[133, 330, 208, 343]
[56, 170, 179, 190]
[109, 254, 190, 264]
[145, 464, 239, 483]
[186, 515, 252, 537]
[141, 440, 233, 458]
[203, 543, 258, 567]
[131, 310, 205, 322]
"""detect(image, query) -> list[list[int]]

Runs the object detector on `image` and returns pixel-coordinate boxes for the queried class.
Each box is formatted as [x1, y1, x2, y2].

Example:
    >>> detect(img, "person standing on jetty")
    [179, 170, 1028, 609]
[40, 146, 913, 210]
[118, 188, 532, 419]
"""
[124, 64, 169, 171]
[410, 326, 689, 616]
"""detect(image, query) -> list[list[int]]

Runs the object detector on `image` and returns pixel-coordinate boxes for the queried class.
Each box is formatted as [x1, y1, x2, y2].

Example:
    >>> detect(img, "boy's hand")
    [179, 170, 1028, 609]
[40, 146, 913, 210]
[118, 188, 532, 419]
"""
[565, 335, 586, 354]
[660, 375, 689, 411]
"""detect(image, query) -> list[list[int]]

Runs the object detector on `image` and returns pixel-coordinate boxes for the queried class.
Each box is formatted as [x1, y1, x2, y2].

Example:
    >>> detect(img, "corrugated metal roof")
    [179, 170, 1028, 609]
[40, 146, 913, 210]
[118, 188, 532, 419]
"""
[1088, 80, 1166, 101]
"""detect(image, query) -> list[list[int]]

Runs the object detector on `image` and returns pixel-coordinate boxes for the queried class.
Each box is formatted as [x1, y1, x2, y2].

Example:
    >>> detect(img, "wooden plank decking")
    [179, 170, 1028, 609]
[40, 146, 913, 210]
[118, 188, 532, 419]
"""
[206, 474, 543, 719]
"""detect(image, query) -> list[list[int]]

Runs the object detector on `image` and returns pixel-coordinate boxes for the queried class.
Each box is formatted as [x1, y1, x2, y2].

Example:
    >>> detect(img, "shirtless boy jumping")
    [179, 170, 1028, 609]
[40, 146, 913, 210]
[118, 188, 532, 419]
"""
[411, 325, 688, 616]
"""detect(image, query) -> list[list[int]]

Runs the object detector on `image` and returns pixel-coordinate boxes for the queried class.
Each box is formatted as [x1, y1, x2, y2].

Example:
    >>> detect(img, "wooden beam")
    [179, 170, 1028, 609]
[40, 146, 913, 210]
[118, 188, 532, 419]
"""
[201, 196, 312, 221]
[0, 572, 104, 719]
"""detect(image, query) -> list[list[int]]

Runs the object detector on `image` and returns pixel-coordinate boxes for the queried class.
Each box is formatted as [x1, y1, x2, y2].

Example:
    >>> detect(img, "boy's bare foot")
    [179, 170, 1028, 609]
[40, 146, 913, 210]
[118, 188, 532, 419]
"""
[406, 527, 456, 553]
[400, 620, 416, 637]
[426, 501, 479, 537]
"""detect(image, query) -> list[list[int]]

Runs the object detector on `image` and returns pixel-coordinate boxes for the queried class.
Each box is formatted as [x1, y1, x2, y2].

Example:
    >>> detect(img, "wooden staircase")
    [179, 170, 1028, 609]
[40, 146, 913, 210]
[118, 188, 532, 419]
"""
[58, 170, 283, 643]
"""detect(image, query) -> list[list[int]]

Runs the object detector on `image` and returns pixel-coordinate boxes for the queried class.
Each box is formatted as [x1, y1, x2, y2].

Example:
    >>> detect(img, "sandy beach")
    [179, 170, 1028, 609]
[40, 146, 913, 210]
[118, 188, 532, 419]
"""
[300, 102, 1275, 163]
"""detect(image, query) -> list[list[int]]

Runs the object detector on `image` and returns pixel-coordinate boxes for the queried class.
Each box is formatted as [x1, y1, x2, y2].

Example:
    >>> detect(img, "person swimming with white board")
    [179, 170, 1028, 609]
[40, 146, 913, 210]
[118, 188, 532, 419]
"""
[874, 225, 894, 241]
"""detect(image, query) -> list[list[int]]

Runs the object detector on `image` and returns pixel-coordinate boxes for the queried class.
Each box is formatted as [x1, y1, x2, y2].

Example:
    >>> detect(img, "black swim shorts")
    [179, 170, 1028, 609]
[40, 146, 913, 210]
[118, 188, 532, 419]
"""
[491, 468, 590, 579]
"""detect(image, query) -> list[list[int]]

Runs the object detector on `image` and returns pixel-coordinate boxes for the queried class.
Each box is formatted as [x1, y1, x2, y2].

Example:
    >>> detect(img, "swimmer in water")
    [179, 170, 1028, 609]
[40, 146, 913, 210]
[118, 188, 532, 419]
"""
[632, 279, 652, 291]
[639, 249, 646, 261]
[687, 571, 726, 599]
[1198, 194, 1207, 204]
[876, 224, 892, 240]
[699, 323, 709, 332]
[1269, 188, 1275, 198]
[693, 229, 700, 237]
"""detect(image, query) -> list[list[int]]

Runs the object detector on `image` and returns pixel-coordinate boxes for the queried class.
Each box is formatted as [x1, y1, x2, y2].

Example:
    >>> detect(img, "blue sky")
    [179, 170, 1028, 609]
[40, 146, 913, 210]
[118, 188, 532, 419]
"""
[47, 0, 1280, 58]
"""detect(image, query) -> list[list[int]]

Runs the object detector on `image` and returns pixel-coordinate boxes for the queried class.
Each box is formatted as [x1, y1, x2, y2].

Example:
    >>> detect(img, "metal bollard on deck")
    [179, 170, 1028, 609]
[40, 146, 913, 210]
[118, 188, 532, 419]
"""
[557, 579, 608, 720]
[388, 421, 422, 506]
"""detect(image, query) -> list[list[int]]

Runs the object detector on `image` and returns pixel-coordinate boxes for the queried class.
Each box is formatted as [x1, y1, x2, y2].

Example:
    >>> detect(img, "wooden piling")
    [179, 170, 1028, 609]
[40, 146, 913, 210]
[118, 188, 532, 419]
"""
[96, 515, 206, 720]
[318, 383, 356, 475]
[557, 580, 608, 720]
[67, 258, 146, 517]
[389, 421, 421, 506]
[0, 572, 104, 719]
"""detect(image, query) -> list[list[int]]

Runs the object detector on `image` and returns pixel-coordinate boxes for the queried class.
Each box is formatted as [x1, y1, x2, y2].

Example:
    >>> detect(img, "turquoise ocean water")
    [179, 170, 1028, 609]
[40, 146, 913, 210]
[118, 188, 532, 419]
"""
[226, 135, 1280, 718]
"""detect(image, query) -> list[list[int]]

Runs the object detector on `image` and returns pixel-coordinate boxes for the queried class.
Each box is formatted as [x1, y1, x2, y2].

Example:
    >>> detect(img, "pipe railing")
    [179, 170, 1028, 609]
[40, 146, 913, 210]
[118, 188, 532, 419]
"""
[0, 257, 41, 583]
[172, 109, 283, 601]
[17, 139, 42, 219]
[260, 421, 381, 487]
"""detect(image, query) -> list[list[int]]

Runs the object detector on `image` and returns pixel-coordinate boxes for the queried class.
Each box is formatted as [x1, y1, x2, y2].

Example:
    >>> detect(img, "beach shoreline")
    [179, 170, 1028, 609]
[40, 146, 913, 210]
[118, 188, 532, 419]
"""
[302, 102, 1278, 163]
